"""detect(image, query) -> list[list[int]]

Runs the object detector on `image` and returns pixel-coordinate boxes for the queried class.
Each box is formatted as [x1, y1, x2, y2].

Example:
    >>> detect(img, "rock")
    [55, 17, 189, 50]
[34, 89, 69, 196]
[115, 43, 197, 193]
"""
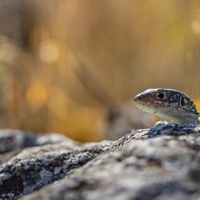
[0, 129, 113, 199]
[0, 123, 200, 199]
[0, 129, 79, 165]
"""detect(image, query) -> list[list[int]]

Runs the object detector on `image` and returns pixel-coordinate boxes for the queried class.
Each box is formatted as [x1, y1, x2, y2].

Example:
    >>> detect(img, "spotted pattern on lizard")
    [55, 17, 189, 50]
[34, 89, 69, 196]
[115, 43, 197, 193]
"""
[134, 88, 199, 124]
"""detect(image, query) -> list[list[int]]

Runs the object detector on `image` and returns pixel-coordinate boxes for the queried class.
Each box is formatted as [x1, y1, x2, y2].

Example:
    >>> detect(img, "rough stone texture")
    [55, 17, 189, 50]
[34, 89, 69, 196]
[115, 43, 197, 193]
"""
[0, 130, 113, 199]
[0, 129, 79, 165]
[0, 123, 200, 199]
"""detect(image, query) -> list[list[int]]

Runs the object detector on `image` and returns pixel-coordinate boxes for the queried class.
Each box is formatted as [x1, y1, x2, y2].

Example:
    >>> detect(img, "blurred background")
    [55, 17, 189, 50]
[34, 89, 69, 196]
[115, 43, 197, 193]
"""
[0, 0, 200, 142]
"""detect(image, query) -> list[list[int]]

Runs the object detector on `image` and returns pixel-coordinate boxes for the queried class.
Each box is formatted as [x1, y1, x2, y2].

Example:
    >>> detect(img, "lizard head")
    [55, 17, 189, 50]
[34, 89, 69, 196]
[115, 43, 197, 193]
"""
[134, 88, 199, 123]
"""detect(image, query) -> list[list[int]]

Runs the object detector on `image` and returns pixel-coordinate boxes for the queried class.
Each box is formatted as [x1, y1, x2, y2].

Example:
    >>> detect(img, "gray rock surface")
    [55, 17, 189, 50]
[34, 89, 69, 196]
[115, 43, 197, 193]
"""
[0, 123, 200, 200]
[0, 130, 113, 199]
[0, 129, 79, 164]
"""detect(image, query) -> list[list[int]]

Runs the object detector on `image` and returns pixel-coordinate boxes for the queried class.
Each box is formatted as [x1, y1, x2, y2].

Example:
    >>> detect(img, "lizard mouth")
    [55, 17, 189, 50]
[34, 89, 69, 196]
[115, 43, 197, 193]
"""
[134, 100, 156, 114]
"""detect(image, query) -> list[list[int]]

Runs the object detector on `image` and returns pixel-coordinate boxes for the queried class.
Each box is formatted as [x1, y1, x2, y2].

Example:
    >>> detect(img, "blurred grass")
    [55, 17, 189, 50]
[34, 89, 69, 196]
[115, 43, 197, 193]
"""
[0, 0, 200, 141]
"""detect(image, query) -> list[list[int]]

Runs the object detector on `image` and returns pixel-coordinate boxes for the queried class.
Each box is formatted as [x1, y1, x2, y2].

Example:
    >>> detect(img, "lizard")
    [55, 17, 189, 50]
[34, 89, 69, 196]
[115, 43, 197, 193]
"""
[133, 88, 199, 126]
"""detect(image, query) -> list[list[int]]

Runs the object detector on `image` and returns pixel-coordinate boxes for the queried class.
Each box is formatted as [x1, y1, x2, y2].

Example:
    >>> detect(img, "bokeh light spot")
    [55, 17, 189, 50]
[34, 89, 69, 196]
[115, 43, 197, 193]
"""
[26, 81, 47, 110]
[39, 40, 59, 63]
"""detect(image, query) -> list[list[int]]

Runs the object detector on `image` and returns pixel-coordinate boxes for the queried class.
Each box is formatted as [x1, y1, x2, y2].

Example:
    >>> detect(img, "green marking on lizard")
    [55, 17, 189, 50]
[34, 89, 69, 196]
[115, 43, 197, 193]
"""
[134, 88, 199, 125]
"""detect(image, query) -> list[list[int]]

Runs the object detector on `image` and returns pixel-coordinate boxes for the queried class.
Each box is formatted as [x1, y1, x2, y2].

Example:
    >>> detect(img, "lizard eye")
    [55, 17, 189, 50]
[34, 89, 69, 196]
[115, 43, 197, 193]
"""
[157, 92, 166, 99]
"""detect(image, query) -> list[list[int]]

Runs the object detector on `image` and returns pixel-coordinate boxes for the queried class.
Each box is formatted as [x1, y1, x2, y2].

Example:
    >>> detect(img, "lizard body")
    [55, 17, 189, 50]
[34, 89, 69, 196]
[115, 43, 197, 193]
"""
[134, 88, 199, 124]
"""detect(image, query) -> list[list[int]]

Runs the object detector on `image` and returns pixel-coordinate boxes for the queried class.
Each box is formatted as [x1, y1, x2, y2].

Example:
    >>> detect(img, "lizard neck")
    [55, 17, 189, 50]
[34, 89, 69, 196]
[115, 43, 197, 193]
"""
[159, 114, 199, 123]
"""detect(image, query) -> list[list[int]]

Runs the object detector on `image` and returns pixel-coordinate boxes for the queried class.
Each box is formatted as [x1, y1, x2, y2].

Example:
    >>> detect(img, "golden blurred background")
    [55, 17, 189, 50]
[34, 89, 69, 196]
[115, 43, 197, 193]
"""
[0, 0, 200, 142]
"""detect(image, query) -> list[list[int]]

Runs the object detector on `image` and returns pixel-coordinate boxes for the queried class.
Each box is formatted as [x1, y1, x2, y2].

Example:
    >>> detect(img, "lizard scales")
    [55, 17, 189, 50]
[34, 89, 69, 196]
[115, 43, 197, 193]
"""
[134, 88, 199, 124]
